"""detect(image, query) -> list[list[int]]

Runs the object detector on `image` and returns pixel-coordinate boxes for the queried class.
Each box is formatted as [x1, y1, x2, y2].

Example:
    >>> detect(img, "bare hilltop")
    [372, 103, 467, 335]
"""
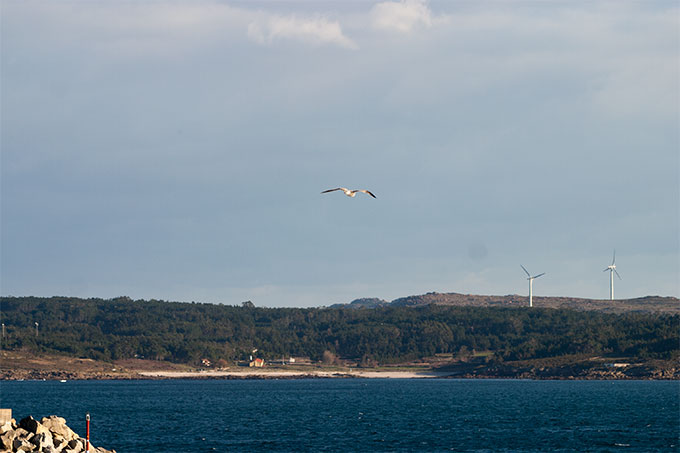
[334, 293, 679, 314]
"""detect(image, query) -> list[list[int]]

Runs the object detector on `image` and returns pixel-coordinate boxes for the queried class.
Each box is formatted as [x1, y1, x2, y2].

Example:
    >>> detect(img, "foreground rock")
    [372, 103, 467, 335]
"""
[0, 415, 115, 453]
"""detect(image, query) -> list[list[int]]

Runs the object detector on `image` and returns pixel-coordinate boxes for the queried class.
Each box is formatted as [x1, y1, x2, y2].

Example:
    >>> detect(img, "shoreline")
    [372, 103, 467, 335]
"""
[2, 351, 677, 381]
[3, 369, 678, 381]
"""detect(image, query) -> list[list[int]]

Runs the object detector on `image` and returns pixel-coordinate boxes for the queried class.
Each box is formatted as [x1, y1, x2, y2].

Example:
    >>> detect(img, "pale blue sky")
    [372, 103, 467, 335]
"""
[1, 1, 678, 307]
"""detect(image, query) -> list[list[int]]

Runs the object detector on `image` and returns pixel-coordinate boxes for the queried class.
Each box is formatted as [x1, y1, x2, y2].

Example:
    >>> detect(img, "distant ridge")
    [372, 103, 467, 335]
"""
[329, 298, 389, 309]
[333, 292, 679, 314]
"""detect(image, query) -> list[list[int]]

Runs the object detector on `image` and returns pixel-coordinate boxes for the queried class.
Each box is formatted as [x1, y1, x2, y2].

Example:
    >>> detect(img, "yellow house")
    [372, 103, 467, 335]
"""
[249, 358, 265, 367]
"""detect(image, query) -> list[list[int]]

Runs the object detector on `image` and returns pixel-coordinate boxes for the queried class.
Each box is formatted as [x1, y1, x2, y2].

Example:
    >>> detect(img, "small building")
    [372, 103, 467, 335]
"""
[201, 358, 212, 367]
[288, 357, 312, 364]
[605, 363, 629, 368]
[249, 358, 265, 367]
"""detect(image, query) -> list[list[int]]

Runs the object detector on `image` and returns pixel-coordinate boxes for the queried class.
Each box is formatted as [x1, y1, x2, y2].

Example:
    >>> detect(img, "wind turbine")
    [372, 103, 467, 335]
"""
[603, 250, 621, 300]
[521, 265, 545, 308]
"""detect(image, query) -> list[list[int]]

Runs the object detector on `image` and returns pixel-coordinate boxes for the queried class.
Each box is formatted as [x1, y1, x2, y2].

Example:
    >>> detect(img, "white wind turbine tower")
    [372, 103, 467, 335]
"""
[604, 250, 621, 300]
[521, 265, 545, 308]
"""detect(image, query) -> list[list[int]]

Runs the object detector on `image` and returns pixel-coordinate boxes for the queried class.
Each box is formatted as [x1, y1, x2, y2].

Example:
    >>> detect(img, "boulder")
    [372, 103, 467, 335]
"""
[0, 430, 15, 451]
[18, 417, 39, 434]
[11, 427, 32, 444]
[30, 432, 54, 451]
[40, 416, 78, 441]
[66, 438, 84, 452]
[12, 435, 34, 452]
[52, 433, 67, 450]
[18, 417, 49, 437]
[39, 416, 65, 429]
[0, 419, 15, 435]
[16, 448, 35, 453]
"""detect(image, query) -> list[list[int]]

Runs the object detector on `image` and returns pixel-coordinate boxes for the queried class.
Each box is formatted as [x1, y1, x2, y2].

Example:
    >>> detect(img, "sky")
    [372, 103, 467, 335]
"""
[1, 0, 678, 307]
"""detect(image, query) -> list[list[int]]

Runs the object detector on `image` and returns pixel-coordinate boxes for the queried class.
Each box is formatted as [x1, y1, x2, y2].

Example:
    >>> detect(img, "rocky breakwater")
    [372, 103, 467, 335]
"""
[1, 415, 115, 453]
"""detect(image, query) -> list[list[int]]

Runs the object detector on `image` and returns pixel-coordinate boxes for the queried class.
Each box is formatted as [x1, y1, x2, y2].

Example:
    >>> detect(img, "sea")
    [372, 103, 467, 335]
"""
[1, 379, 678, 452]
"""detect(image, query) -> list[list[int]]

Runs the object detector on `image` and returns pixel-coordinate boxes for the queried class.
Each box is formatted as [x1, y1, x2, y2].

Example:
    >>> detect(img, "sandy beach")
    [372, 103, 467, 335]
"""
[135, 369, 453, 379]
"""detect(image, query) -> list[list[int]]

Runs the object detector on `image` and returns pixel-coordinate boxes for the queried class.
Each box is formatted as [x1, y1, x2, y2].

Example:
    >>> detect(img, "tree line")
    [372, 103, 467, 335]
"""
[1, 296, 677, 365]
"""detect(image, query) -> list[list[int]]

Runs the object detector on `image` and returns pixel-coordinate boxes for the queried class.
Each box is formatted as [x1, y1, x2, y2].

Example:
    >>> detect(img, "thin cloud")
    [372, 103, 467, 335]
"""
[370, 0, 447, 33]
[248, 15, 358, 49]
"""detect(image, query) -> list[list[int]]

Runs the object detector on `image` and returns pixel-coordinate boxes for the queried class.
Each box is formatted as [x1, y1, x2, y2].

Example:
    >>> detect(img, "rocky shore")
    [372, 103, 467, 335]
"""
[449, 364, 680, 380]
[1, 414, 115, 453]
[0, 370, 135, 381]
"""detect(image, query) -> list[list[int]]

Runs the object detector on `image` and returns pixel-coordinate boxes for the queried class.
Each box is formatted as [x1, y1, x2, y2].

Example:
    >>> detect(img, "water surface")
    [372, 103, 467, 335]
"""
[1, 379, 677, 452]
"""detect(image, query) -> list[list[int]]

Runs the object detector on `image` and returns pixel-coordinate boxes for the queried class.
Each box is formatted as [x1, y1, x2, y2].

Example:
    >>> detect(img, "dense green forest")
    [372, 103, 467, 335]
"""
[1, 296, 677, 366]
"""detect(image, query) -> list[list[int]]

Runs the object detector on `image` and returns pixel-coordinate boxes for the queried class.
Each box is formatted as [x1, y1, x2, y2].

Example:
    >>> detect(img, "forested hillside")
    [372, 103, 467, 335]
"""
[1, 296, 677, 366]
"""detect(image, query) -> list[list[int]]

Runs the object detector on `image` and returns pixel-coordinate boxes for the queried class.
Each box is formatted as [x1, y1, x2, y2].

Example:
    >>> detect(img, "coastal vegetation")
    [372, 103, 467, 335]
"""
[1, 296, 677, 369]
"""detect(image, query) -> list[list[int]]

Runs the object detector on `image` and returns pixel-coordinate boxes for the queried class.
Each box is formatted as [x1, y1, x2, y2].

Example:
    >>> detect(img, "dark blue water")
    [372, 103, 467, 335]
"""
[0, 379, 677, 452]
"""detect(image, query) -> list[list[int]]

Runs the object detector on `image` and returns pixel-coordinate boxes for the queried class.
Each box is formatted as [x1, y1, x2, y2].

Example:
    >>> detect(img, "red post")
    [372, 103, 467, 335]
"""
[86, 413, 90, 452]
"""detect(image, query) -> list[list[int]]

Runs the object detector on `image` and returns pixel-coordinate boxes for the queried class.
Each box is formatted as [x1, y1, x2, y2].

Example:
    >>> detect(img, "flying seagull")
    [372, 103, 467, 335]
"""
[321, 187, 376, 198]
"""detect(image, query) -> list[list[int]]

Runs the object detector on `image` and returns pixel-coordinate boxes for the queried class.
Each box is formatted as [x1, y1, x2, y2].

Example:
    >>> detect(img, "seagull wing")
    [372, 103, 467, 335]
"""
[358, 190, 376, 198]
[321, 188, 347, 194]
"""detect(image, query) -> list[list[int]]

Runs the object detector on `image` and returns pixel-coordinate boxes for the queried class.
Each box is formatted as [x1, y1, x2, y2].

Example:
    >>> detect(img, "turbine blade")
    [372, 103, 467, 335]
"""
[533, 273, 545, 279]
[612, 250, 616, 266]
[614, 269, 622, 280]
[603, 268, 609, 272]
[521, 265, 530, 277]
